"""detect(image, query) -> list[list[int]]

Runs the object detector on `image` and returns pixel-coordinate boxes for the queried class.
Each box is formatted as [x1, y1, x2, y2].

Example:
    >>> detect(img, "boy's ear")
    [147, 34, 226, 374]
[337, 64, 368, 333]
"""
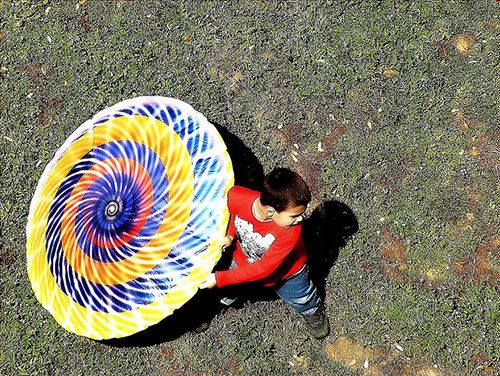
[267, 207, 276, 216]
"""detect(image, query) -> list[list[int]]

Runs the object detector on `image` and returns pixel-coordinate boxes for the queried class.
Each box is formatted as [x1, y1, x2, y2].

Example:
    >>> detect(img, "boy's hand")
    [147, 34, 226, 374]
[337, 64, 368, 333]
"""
[199, 273, 217, 289]
[221, 235, 234, 249]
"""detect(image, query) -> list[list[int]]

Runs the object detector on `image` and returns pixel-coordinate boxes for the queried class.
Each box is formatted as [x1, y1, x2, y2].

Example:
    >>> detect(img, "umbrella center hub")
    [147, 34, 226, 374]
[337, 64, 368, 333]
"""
[104, 198, 123, 221]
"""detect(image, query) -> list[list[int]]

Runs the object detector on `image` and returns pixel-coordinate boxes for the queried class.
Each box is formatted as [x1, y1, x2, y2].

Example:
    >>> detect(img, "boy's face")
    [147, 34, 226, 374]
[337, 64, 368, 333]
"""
[272, 205, 307, 228]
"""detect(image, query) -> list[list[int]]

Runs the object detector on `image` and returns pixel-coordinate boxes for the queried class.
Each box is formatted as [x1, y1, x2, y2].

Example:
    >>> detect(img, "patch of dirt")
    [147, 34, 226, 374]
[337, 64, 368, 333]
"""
[268, 128, 287, 150]
[0, 226, 15, 265]
[380, 228, 408, 271]
[0, 249, 16, 266]
[325, 336, 385, 375]
[285, 117, 351, 204]
[469, 353, 498, 375]
[454, 34, 478, 56]
[394, 356, 454, 376]
[220, 357, 242, 375]
[79, 15, 92, 33]
[321, 122, 347, 152]
[278, 122, 306, 146]
[453, 107, 482, 132]
[481, 366, 497, 375]
[16, 62, 60, 125]
[293, 158, 323, 206]
[448, 208, 478, 236]
[325, 336, 460, 375]
[324, 338, 455, 376]
[452, 106, 495, 171]
[452, 235, 500, 286]
[398, 154, 416, 180]
[272, 121, 331, 204]
[437, 40, 450, 60]
[379, 263, 408, 282]
[16, 62, 43, 85]
[159, 343, 175, 359]
[466, 183, 484, 210]
[415, 365, 448, 376]
[226, 70, 244, 96]
[38, 96, 62, 126]
[437, 33, 478, 60]
[467, 131, 499, 170]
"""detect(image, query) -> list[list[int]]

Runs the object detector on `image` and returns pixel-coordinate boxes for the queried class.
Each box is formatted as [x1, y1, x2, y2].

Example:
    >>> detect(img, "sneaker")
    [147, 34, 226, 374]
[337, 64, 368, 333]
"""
[303, 306, 330, 339]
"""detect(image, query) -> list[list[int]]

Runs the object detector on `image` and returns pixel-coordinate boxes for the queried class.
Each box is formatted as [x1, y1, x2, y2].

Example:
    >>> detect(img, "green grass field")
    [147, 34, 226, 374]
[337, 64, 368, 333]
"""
[1, 1, 498, 375]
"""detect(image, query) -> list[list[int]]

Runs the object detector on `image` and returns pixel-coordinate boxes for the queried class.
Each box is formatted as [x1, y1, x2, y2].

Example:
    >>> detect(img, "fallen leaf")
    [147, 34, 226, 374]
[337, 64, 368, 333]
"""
[383, 66, 398, 79]
[456, 34, 477, 55]
[183, 34, 192, 43]
[232, 71, 243, 82]
[425, 268, 444, 282]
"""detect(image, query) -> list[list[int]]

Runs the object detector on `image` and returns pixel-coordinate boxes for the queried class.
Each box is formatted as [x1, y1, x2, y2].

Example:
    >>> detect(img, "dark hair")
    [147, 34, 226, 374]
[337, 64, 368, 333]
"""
[260, 168, 311, 212]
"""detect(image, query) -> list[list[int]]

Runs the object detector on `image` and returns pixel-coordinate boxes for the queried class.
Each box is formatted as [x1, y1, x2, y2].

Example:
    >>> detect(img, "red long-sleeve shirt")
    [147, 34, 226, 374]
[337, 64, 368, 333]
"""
[215, 186, 307, 287]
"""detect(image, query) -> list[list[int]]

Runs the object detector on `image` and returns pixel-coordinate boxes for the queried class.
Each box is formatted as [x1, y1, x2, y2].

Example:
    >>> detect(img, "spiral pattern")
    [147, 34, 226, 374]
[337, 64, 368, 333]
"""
[26, 97, 234, 339]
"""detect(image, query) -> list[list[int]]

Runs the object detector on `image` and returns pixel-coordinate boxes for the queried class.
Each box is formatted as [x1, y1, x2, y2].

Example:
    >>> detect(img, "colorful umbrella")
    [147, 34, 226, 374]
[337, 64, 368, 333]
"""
[26, 97, 233, 339]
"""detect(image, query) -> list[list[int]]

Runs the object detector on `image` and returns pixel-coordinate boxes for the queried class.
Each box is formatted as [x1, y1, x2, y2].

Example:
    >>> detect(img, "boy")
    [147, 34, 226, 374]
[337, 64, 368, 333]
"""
[200, 168, 330, 339]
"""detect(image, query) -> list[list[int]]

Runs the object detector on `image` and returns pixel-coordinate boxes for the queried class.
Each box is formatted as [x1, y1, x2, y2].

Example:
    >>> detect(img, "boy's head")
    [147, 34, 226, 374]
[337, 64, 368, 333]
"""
[260, 168, 311, 227]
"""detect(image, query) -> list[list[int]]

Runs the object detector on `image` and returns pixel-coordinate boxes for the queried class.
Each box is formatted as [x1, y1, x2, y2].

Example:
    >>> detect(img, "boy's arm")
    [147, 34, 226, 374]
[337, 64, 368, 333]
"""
[215, 227, 300, 287]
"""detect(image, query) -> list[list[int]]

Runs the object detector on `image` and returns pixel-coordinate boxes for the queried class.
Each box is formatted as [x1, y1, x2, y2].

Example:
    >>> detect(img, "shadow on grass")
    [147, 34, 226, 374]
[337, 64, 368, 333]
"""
[101, 289, 225, 347]
[303, 201, 359, 301]
[102, 125, 357, 347]
[214, 122, 265, 191]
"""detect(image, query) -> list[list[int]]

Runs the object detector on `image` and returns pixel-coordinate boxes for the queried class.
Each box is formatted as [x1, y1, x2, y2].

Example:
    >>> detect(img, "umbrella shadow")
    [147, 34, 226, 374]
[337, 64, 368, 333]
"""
[101, 289, 225, 347]
[302, 200, 359, 301]
[213, 123, 265, 191]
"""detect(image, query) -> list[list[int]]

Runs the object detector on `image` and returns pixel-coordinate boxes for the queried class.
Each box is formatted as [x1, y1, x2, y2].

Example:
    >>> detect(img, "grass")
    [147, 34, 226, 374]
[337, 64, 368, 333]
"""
[1, 1, 499, 375]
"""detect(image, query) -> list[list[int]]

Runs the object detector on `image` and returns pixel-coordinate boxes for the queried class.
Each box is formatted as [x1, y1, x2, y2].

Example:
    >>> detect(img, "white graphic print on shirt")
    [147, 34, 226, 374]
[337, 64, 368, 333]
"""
[234, 215, 275, 263]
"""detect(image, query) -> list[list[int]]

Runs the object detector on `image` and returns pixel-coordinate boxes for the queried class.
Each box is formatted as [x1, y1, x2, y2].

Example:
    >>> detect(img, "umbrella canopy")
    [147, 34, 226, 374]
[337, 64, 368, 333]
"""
[26, 97, 234, 339]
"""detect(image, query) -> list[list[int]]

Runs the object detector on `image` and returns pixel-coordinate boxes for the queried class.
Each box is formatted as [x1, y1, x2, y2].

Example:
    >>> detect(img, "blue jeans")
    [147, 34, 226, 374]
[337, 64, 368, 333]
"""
[273, 265, 321, 316]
